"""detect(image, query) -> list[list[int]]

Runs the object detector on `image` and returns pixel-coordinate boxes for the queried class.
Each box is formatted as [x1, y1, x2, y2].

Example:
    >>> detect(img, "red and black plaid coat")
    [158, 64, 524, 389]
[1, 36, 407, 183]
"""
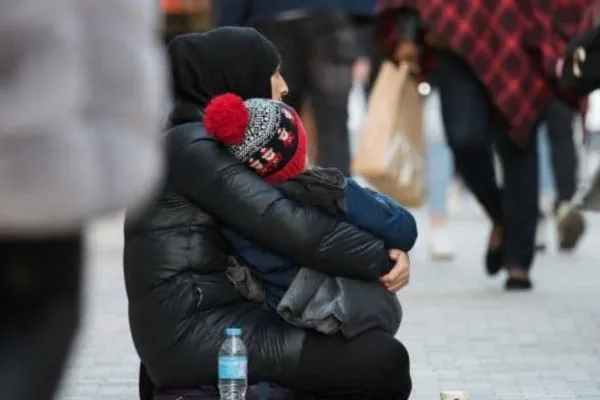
[378, 0, 592, 143]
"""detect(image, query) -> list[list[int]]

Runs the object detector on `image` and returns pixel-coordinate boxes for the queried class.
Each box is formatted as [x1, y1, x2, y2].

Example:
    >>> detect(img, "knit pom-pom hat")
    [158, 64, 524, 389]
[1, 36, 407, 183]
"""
[204, 93, 307, 182]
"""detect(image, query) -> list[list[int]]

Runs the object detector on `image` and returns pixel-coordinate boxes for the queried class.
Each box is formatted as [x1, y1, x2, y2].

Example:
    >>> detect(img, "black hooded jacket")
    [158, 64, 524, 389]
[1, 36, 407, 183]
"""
[123, 27, 392, 389]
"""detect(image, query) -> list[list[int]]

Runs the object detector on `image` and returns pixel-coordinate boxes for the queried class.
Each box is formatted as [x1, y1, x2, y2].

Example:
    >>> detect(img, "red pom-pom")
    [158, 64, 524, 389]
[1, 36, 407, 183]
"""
[204, 93, 249, 145]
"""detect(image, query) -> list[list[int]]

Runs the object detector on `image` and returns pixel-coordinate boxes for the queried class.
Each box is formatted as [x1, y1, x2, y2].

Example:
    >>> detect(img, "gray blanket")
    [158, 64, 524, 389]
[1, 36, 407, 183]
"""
[226, 262, 402, 338]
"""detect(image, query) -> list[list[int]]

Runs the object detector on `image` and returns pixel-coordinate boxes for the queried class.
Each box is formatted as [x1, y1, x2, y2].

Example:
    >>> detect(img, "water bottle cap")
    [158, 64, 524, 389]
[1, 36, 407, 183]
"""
[225, 328, 242, 336]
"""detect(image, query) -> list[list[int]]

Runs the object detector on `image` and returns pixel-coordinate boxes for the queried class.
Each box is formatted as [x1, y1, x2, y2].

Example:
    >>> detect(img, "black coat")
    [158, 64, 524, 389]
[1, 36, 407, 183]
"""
[123, 121, 392, 389]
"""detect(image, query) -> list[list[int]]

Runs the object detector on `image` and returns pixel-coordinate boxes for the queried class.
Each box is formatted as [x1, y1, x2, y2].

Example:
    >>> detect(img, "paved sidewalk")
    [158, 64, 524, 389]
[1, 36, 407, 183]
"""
[57, 211, 600, 400]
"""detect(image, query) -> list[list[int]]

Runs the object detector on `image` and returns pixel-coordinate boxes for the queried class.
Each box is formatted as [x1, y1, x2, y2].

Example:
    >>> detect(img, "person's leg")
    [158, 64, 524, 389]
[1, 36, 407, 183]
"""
[307, 14, 354, 176]
[287, 330, 411, 400]
[496, 123, 539, 290]
[537, 125, 555, 208]
[424, 89, 455, 260]
[434, 51, 503, 274]
[257, 19, 307, 111]
[575, 91, 600, 210]
[427, 140, 455, 260]
[545, 99, 586, 250]
[578, 130, 600, 210]
[546, 100, 578, 203]
[535, 126, 553, 252]
[257, 18, 315, 164]
[435, 52, 502, 222]
[0, 233, 83, 400]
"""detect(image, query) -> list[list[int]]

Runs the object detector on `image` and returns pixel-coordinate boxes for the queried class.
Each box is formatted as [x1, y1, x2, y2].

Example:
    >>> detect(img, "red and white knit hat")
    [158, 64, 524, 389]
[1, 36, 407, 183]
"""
[204, 93, 307, 182]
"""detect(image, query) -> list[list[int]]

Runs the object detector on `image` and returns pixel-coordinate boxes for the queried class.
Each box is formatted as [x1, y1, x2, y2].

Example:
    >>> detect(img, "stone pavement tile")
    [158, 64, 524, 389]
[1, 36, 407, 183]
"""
[57, 212, 600, 399]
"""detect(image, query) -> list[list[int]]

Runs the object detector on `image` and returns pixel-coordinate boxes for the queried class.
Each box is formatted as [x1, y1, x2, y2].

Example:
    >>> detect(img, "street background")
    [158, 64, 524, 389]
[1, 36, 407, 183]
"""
[57, 208, 600, 400]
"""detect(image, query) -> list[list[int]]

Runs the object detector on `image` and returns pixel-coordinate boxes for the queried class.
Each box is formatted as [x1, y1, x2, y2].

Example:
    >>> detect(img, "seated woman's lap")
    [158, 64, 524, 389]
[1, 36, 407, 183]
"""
[283, 330, 412, 400]
[231, 307, 411, 399]
[142, 305, 411, 400]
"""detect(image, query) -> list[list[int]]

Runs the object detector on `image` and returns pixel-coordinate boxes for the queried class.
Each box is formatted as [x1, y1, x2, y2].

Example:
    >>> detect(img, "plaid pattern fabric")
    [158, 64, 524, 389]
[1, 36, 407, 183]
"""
[377, 0, 590, 143]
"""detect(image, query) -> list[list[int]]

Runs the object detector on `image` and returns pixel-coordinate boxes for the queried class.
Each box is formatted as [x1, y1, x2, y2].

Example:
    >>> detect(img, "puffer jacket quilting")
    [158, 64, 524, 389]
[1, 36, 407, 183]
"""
[123, 122, 391, 388]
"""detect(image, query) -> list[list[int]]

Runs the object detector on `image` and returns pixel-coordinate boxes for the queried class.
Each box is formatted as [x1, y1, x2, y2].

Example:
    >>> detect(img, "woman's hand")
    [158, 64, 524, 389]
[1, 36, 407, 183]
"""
[379, 249, 410, 293]
[425, 30, 448, 50]
[395, 40, 420, 73]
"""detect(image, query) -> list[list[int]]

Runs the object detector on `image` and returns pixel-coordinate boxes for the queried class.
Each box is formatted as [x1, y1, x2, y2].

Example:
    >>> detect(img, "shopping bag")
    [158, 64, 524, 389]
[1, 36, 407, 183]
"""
[351, 61, 425, 207]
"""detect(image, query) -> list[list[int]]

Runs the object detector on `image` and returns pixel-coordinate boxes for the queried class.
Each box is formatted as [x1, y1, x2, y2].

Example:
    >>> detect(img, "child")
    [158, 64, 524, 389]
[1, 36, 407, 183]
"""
[204, 94, 417, 333]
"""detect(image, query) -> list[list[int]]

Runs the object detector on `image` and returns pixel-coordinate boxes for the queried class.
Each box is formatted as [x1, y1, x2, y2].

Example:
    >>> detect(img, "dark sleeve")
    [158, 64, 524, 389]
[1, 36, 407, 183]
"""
[395, 7, 423, 43]
[376, 6, 424, 58]
[560, 25, 600, 95]
[171, 138, 392, 280]
[344, 179, 418, 252]
[216, 0, 247, 26]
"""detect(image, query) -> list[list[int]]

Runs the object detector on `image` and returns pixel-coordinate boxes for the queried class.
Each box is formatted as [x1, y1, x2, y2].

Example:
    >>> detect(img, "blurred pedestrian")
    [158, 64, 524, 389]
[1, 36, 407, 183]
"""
[216, 0, 377, 176]
[377, 0, 588, 290]
[0, 1, 165, 399]
[422, 88, 455, 260]
[559, 11, 600, 210]
[537, 100, 586, 251]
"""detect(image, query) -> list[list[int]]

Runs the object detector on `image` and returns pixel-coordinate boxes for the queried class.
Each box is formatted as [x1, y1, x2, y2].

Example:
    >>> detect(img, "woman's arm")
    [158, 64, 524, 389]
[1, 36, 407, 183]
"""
[170, 129, 392, 280]
[344, 179, 418, 251]
[560, 25, 600, 95]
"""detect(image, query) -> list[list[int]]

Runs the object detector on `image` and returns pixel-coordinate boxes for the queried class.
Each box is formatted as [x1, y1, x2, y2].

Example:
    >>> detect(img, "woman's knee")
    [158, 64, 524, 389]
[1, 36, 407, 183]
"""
[297, 331, 412, 399]
[377, 339, 412, 399]
[354, 333, 412, 399]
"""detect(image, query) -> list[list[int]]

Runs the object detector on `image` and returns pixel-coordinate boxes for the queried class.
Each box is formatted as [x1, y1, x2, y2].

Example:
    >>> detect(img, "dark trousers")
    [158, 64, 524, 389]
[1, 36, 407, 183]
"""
[141, 330, 411, 400]
[0, 234, 83, 400]
[292, 330, 412, 400]
[434, 51, 539, 270]
[257, 14, 355, 176]
[546, 100, 578, 206]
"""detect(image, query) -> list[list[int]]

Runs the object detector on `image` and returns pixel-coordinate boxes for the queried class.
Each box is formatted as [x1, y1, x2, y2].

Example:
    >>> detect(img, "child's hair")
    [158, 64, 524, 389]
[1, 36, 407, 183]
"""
[204, 94, 307, 183]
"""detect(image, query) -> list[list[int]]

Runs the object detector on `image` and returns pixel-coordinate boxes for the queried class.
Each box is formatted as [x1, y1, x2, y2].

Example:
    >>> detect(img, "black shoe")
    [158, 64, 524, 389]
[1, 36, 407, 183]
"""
[486, 225, 504, 275]
[486, 247, 503, 275]
[505, 277, 533, 291]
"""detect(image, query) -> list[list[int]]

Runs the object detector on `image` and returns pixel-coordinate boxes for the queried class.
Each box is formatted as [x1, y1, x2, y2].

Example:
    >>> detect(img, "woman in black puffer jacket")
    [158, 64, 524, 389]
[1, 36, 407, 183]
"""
[124, 27, 412, 400]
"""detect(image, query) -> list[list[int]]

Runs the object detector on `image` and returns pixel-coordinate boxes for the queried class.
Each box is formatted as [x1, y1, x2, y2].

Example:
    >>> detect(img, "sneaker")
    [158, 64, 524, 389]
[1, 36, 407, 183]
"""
[556, 201, 586, 251]
[428, 226, 455, 261]
[581, 166, 600, 211]
[574, 149, 600, 211]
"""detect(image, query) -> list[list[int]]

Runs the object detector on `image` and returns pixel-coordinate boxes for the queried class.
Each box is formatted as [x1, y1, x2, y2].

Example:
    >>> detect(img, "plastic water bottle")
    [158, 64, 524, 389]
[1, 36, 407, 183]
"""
[218, 328, 248, 400]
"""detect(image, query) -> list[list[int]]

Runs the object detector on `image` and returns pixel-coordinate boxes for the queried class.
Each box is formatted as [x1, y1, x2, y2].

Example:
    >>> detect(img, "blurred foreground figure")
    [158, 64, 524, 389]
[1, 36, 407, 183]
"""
[0, 1, 166, 399]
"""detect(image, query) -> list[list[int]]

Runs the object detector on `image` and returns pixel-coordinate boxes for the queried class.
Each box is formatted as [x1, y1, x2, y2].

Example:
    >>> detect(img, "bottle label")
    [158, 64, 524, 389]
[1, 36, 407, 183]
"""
[218, 356, 247, 380]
